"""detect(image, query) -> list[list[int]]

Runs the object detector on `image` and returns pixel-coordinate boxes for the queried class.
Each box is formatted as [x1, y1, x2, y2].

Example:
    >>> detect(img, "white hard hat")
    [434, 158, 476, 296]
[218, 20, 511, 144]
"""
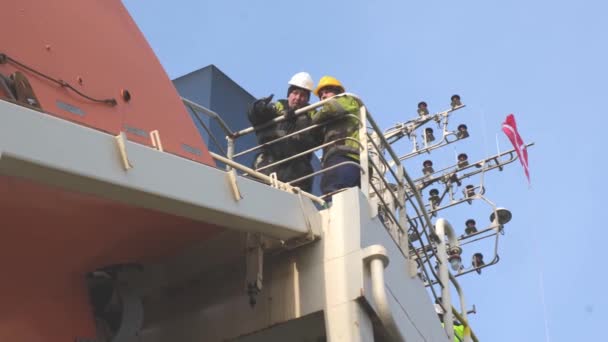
[288, 72, 314, 92]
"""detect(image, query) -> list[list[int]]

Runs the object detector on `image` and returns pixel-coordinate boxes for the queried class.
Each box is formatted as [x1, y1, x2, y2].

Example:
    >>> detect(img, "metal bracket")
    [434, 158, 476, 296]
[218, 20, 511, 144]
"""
[149, 129, 163, 152]
[246, 233, 264, 307]
[467, 304, 477, 315]
[114, 132, 132, 171]
[268, 172, 280, 189]
[226, 169, 243, 201]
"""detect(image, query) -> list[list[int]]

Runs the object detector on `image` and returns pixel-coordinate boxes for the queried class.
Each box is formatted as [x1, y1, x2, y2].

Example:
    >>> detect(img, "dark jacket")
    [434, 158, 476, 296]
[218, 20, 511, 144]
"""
[247, 99, 319, 192]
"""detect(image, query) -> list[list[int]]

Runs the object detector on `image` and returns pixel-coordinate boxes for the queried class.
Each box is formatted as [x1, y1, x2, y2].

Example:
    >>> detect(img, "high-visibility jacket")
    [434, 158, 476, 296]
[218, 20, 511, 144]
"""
[442, 323, 465, 342]
[311, 95, 361, 162]
[453, 324, 464, 342]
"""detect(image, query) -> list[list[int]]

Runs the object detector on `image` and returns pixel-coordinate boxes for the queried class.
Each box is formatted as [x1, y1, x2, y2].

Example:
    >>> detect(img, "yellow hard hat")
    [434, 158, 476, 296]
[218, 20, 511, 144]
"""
[314, 76, 345, 96]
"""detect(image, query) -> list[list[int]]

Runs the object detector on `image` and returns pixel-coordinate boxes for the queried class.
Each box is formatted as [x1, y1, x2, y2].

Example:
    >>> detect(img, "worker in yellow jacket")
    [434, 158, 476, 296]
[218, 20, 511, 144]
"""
[453, 324, 464, 342]
[312, 76, 362, 196]
[435, 303, 465, 341]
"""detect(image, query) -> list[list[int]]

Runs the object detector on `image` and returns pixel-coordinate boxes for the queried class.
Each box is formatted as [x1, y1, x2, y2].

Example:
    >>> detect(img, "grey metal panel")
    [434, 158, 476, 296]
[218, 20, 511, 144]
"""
[232, 312, 326, 342]
[173, 67, 214, 151]
[0, 100, 320, 241]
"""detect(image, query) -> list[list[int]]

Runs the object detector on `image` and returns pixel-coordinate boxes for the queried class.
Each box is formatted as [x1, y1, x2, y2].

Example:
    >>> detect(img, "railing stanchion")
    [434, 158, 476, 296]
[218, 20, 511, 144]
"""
[359, 106, 370, 200]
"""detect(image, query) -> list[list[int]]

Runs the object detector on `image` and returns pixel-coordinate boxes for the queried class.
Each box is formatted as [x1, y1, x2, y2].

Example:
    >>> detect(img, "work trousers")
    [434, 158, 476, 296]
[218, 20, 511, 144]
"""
[320, 154, 360, 196]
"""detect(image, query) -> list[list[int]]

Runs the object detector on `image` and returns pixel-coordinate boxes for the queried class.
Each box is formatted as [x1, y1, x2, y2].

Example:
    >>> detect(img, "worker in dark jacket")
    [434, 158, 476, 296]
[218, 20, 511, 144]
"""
[312, 76, 362, 196]
[247, 72, 318, 193]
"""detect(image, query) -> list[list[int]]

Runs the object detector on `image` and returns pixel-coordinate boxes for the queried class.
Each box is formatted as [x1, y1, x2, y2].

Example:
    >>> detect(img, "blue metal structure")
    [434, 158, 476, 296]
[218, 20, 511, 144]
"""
[173, 65, 257, 167]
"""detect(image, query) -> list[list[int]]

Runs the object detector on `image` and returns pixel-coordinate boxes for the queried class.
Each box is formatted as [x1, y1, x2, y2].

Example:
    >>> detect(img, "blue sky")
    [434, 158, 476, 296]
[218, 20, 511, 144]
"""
[123, 1, 607, 341]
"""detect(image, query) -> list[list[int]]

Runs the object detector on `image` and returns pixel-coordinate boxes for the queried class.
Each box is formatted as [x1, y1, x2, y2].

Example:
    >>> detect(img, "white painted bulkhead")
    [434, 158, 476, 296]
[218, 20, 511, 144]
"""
[134, 188, 448, 342]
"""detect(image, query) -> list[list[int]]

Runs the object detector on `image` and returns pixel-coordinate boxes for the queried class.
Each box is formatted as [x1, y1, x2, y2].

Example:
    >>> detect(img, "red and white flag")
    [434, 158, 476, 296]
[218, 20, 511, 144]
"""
[502, 114, 530, 184]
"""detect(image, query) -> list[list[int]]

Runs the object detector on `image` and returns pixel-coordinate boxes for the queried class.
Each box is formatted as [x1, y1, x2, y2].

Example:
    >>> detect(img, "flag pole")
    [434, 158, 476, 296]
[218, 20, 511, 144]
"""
[495, 133, 501, 155]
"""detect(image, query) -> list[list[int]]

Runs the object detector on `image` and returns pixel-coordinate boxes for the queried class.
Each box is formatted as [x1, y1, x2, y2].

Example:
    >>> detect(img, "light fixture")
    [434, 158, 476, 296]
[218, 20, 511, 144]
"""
[457, 153, 469, 168]
[417, 101, 429, 116]
[429, 188, 440, 208]
[424, 127, 435, 143]
[450, 94, 462, 109]
[422, 160, 434, 176]
[449, 255, 462, 271]
[448, 247, 463, 271]
[464, 219, 477, 235]
[489, 207, 512, 225]
[456, 124, 469, 139]
[472, 252, 485, 274]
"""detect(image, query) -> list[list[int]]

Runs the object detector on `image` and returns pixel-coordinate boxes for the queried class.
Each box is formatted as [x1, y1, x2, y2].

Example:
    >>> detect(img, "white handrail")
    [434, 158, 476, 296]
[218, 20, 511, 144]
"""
[182, 97, 234, 136]
[210, 152, 326, 206]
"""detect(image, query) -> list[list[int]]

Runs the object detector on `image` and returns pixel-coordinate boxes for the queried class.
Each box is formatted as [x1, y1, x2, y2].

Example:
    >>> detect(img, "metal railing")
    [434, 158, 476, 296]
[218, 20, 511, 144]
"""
[182, 97, 234, 157]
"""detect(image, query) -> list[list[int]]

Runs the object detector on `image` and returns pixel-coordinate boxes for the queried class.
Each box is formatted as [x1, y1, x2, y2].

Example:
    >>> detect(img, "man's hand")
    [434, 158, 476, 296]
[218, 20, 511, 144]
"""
[260, 94, 274, 105]
[253, 94, 274, 114]
[248, 94, 276, 126]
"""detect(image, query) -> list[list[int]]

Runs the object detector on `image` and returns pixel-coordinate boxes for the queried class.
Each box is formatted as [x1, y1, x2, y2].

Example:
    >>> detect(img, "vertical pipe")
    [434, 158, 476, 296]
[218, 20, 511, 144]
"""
[359, 106, 370, 199]
[369, 258, 405, 342]
[397, 166, 409, 261]
[368, 130, 382, 218]
[226, 136, 235, 171]
[435, 218, 455, 341]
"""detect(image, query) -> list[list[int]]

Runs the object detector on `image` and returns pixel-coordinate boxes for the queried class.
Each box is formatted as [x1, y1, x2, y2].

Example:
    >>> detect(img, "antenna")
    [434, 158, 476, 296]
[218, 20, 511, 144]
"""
[373, 95, 533, 285]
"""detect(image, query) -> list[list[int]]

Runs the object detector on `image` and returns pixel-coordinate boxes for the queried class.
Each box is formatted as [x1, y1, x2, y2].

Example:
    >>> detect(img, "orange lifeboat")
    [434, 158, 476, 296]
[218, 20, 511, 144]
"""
[0, 1, 221, 341]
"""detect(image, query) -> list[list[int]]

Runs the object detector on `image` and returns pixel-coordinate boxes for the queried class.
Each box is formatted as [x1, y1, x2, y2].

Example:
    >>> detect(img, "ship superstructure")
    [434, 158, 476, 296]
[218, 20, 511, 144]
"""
[0, 1, 530, 341]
